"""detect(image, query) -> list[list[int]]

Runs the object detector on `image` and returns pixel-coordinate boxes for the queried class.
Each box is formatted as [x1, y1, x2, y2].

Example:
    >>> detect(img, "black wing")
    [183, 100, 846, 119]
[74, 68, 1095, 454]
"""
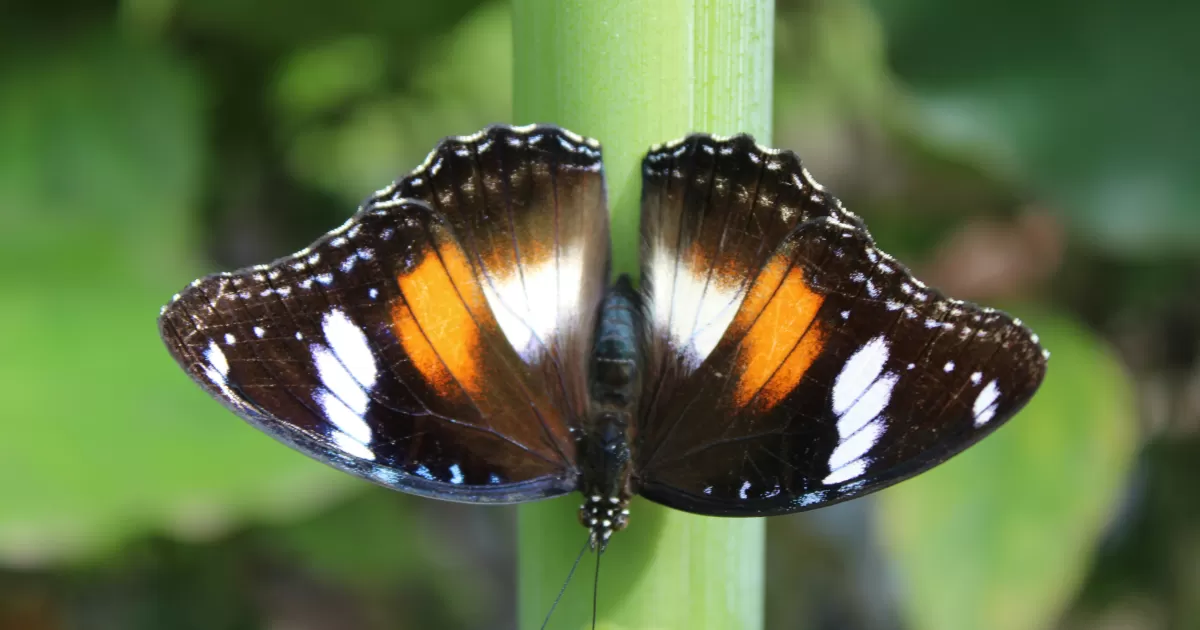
[159, 125, 610, 504]
[635, 134, 1047, 515]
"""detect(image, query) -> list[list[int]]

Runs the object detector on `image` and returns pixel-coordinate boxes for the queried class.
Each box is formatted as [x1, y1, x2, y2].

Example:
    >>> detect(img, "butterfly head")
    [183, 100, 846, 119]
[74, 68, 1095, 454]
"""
[579, 493, 630, 550]
[577, 407, 636, 551]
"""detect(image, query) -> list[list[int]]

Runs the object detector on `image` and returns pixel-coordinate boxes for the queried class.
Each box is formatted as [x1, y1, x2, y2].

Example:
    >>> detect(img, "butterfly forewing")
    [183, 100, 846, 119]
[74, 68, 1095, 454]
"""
[637, 135, 863, 422]
[385, 125, 610, 420]
[635, 136, 1047, 515]
[159, 125, 610, 503]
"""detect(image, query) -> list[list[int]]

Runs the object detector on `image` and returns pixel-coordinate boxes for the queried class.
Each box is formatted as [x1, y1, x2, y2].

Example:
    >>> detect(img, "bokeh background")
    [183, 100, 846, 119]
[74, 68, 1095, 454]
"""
[1, 0, 1197, 628]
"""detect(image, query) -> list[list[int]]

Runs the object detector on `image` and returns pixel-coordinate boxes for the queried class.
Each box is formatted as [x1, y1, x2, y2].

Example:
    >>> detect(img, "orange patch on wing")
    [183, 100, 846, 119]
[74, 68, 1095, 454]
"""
[391, 236, 487, 400]
[734, 259, 826, 410]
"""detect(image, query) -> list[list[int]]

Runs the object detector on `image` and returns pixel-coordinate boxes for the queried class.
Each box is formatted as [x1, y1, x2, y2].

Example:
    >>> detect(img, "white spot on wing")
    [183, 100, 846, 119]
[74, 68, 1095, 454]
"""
[312, 314, 376, 455]
[832, 336, 890, 416]
[647, 246, 742, 371]
[823, 460, 867, 486]
[827, 419, 884, 475]
[322, 309, 378, 389]
[795, 491, 827, 507]
[449, 464, 464, 485]
[973, 379, 1002, 426]
[836, 373, 898, 439]
[483, 255, 584, 363]
[414, 464, 435, 480]
[199, 342, 237, 407]
[331, 430, 375, 460]
[824, 337, 896, 487]
[313, 346, 369, 416]
[205, 341, 229, 377]
[314, 390, 372, 455]
[371, 468, 401, 485]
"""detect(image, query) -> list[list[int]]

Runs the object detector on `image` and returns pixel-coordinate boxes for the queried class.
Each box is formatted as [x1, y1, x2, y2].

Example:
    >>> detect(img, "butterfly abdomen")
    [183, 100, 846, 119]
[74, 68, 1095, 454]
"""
[579, 275, 642, 547]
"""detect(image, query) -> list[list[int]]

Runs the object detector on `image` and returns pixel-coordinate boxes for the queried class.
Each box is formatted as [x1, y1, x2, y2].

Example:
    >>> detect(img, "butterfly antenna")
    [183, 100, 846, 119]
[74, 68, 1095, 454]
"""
[592, 546, 603, 630]
[540, 535, 592, 630]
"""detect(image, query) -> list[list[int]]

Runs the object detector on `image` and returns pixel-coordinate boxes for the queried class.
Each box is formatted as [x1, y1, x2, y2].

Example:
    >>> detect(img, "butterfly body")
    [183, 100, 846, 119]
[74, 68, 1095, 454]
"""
[159, 125, 1047, 548]
[579, 275, 641, 547]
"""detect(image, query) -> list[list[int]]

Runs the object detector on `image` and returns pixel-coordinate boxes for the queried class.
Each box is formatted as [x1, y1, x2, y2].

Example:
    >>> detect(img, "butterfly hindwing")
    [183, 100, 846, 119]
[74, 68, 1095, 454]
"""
[635, 136, 1047, 515]
[159, 125, 610, 503]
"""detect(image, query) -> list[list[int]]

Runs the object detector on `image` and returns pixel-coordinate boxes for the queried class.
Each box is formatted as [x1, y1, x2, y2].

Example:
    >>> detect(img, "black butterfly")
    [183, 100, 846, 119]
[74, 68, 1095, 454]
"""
[159, 125, 1047, 550]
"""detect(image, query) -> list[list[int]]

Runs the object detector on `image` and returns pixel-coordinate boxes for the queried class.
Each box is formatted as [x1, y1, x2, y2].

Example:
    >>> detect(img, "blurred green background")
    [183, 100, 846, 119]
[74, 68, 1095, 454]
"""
[1, 0, 1196, 628]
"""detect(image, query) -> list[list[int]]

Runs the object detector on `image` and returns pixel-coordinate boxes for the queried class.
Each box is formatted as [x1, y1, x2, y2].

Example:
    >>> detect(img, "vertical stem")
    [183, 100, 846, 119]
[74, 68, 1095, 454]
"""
[514, 1, 773, 628]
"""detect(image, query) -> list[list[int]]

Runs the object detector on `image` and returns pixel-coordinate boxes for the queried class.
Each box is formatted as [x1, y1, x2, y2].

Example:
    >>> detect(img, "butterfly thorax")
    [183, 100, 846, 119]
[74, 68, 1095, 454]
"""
[578, 276, 641, 549]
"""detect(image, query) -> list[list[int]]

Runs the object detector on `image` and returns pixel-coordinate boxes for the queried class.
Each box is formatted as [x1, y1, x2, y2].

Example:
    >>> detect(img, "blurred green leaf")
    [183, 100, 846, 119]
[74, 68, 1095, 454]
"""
[771, 0, 882, 205]
[872, 0, 1200, 254]
[272, 36, 387, 121]
[0, 35, 357, 566]
[177, 0, 481, 57]
[774, 0, 891, 152]
[279, 1, 512, 203]
[261, 490, 423, 587]
[257, 489, 497, 629]
[877, 309, 1138, 630]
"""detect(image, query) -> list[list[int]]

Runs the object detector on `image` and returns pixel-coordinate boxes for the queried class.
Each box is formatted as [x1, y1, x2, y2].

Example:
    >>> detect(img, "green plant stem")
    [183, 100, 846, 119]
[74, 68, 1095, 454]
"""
[513, 1, 774, 627]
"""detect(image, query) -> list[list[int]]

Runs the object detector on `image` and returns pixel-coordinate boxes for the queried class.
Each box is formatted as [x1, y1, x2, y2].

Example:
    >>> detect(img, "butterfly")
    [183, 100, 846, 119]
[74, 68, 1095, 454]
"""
[158, 124, 1048, 550]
